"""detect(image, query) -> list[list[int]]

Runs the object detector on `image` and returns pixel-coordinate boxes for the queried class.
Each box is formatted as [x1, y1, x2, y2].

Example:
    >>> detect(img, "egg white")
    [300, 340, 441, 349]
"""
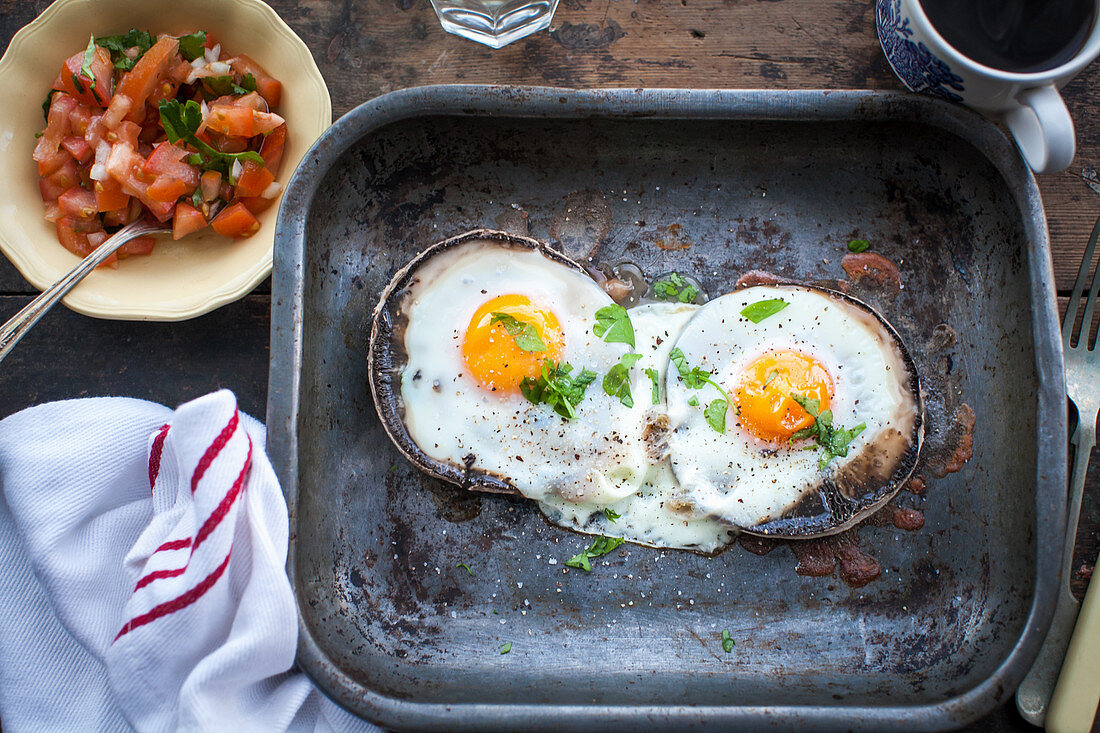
[399, 240, 650, 504]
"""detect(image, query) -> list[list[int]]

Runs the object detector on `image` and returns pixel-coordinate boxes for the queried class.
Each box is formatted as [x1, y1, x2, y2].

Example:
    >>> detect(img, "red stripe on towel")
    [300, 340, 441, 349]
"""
[147, 424, 170, 492]
[114, 548, 232, 642]
[153, 538, 191, 553]
[192, 435, 252, 554]
[190, 411, 239, 495]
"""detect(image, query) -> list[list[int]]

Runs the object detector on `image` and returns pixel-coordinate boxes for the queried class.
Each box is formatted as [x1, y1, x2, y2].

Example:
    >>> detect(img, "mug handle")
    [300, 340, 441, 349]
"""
[1004, 84, 1075, 175]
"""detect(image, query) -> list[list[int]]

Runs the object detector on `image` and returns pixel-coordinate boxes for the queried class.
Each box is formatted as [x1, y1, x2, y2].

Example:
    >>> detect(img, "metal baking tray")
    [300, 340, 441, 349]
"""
[268, 87, 1066, 731]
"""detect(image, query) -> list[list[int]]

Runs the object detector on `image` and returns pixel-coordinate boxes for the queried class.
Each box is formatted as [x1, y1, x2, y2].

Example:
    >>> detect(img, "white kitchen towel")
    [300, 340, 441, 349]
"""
[0, 391, 379, 732]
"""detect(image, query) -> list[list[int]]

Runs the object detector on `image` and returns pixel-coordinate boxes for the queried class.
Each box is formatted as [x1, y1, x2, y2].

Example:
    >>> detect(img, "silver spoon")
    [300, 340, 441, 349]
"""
[0, 219, 169, 364]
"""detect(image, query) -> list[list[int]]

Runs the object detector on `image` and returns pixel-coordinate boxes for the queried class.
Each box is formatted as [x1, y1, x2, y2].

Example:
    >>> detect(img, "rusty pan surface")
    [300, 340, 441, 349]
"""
[268, 87, 1065, 731]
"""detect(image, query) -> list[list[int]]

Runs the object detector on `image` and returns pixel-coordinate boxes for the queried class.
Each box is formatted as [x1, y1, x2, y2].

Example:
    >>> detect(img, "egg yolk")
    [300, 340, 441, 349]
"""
[462, 294, 565, 394]
[734, 350, 833, 442]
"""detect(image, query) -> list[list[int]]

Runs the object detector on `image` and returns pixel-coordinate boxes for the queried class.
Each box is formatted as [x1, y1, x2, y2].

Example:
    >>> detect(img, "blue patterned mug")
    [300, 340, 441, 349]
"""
[877, 0, 1100, 174]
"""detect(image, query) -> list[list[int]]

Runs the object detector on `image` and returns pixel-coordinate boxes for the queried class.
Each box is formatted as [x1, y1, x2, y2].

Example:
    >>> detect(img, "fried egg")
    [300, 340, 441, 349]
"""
[664, 285, 921, 535]
[395, 236, 651, 504]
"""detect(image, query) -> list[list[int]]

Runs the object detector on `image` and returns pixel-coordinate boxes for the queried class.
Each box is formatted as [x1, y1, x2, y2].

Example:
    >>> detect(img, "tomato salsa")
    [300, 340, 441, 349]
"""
[34, 30, 286, 264]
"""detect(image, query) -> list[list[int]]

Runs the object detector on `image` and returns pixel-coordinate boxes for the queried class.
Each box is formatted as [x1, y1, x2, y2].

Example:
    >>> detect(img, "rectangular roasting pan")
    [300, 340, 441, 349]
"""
[268, 87, 1066, 731]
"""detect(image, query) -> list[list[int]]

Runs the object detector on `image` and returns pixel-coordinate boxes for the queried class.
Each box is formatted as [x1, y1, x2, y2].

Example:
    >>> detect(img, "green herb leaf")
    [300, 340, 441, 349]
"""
[721, 629, 734, 653]
[848, 239, 870, 253]
[593, 304, 635, 348]
[202, 73, 259, 98]
[80, 36, 98, 95]
[669, 348, 733, 407]
[520, 362, 597, 420]
[763, 369, 780, 388]
[239, 73, 257, 92]
[455, 562, 474, 576]
[602, 353, 642, 408]
[490, 312, 548, 352]
[42, 90, 55, 122]
[70, 74, 85, 95]
[95, 29, 154, 71]
[651, 272, 700, 304]
[158, 99, 264, 175]
[565, 535, 625, 572]
[176, 31, 208, 61]
[789, 392, 866, 469]
[644, 367, 660, 405]
[741, 298, 789, 324]
[688, 395, 699, 407]
[603, 507, 621, 521]
[500, 641, 512, 655]
[705, 399, 728, 433]
[191, 186, 204, 208]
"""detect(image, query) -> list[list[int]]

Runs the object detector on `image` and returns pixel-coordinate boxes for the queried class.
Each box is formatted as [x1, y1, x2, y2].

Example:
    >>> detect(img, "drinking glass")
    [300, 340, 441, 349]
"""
[430, 0, 559, 48]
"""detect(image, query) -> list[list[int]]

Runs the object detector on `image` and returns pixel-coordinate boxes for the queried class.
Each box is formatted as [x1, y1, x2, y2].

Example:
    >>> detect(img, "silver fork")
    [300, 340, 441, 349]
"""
[1016, 216, 1100, 726]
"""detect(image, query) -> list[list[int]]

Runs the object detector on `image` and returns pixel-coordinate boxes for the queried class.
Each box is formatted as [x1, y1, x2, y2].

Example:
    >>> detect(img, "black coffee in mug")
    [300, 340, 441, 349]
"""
[920, 0, 1096, 73]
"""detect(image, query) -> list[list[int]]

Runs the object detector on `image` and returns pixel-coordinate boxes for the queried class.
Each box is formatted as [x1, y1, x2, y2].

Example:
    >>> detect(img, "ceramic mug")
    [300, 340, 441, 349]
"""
[876, 0, 1100, 174]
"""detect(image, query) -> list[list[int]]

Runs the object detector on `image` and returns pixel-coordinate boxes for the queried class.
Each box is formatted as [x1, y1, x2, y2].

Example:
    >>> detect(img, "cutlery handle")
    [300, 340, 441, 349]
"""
[0, 220, 161, 365]
[1046, 549, 1100, 733]
[1015, 419, 1095, 725]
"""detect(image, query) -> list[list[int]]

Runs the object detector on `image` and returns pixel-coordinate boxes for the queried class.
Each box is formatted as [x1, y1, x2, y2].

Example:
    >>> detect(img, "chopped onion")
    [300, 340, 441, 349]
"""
[89, 164, 108, 181]
[191, 56, 206, 69]
[89, 141, 111, 180]
[210, 61, 230, 76]
[230, 158, 244, 183]
[205, 44, 221, 63]
[87, 231, 108, 248]
[200, 171, 221, 202]
[260, 181, 283, 199]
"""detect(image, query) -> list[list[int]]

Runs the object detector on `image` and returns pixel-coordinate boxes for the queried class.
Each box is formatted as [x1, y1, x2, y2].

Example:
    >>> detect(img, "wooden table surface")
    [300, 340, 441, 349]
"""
[0, 1, 1096, 730]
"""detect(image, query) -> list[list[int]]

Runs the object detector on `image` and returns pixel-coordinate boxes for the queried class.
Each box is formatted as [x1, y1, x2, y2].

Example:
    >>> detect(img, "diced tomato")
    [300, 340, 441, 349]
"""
[53, 46, 113, 108]
[41, 157, 81, 200]
[210, 202, 260, 238]
[100, 93, 133, 132]
[234, 160, 274, 198]
[144, 142, 200, 188]
[117, 235, 156, 259]
[109, 121, 142, 149]
[55, 215, 105, 257]
[259, 123, 286, 173]
[34, 93, 77, 173]
[199, 170, 221, 202]
[58, 187, 97, 219]
[36, 149, 71, 178]
[237, 196, 275, 215]
[233, 92, 268, 113]
[68, 104, 92, 137]
[172, 202, 208, 240]
[105, 141, 174, 222]
[167, 59, 192, 85]
[61, 136, 92, 163]
[94, 177, 129, 212]
[145, 175, 190, 203]
[115, 36, 180, 123]
[230, 54, 282, 107]
[204, 104, 255, 137]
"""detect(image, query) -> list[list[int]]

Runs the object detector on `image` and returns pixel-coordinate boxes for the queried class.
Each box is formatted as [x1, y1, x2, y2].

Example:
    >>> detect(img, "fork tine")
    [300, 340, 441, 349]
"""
[1063, 215, 1100, 345]
[1080, 235, 1100, 350]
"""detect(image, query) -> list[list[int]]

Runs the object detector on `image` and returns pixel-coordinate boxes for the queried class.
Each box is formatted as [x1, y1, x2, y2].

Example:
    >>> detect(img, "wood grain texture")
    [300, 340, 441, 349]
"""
[0, 3, 1095, 730]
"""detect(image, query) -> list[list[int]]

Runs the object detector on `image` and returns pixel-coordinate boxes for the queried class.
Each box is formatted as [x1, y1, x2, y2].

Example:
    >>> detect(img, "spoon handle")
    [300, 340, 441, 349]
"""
[0, 220, 167, 364]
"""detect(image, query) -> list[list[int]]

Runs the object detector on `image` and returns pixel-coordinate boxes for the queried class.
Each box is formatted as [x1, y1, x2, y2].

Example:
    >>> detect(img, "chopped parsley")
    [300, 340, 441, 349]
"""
[455, 562, 474, 576]
[78, 36, 103, 103]
[500, 641, 512, 655]
[644, 367, 660, 405]
[848, 239, 870, 253]
[158, 99, 263, 175]
[520, 362, 597, 419]
[668, 347, 734, 432]
[688, 395, 699, 407]
[602, 353, 642, 408]
[593, 304, 635, 348]
[94, 28, 154, 71]
[789, 393, 866, 469]
[651, 272, 700, 304]
[202, 73, 257, 97]
[603, 507, 621, 522]
[740, 298, 789, 324]
[42, 90, 55, 122]
[721, 629, 734, 653]
[565, 535, 625, 572]
[704, 399, 729, 433]
[490, 312, 547, 352]
[176, 31, 208, 62]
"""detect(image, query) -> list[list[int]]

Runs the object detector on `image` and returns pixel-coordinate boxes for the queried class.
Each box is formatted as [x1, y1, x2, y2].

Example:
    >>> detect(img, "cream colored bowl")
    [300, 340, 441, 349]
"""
[0, 0, 331, 320]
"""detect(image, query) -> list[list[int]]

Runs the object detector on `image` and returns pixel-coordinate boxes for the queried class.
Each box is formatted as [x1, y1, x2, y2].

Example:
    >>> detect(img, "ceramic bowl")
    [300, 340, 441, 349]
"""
[0, 0, 331, 320]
